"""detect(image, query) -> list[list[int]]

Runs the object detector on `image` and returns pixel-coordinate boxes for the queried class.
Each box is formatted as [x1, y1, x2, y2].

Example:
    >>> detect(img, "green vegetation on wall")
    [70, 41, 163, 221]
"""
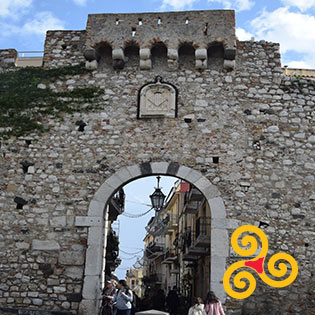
[0, 65, 103, 138]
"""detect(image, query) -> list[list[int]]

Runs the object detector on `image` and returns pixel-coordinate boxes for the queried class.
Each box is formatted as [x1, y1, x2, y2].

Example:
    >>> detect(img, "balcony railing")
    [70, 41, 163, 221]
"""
[167, 214, 178, 231]
[108, 188, 125, 220]
[16, 51, 43, 68]
[183, 200, 200, 214]
[182, 217, 211, 257]
[161, 249, 178, 264]
[145, 242, 164, 259]
[188, 187, 204, 202]
[143, 273, 163, 284]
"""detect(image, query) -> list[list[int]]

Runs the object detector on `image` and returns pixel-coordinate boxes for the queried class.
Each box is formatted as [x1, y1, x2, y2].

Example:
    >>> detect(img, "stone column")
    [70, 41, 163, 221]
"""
[76, 212, 106, 315]
[84, 48, 99, 70]
[223, 48, 236, 71]
[195, 48, 207, 70]
[208, 197, 229, 303]
[167, 48, 178, 70]
[140, 48, 152, 70]
[112, 48, 125, 70]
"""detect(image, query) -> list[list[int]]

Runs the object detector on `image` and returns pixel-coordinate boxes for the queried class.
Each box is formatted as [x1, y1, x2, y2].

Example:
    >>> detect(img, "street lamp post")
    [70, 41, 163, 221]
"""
[149, 176, 166, 212]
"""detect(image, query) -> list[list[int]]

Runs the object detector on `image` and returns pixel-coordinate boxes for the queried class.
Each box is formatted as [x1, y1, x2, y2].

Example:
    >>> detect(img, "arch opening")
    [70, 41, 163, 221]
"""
[178, 43, 195, 69]
[78, 162, 228, 314]
[151, 42, 168, 70]
[96, 42, 113, 69]
[207, 42, 224, 71]
[124, 43, 140, 69]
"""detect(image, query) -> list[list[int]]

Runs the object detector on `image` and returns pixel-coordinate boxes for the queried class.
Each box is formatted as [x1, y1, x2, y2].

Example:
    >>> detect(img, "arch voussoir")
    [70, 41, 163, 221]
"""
[80, 162, 228, 313]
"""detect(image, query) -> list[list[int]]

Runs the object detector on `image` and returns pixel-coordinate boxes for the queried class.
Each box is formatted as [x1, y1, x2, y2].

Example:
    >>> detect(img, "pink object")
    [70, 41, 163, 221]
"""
[205, 301, 225, 315]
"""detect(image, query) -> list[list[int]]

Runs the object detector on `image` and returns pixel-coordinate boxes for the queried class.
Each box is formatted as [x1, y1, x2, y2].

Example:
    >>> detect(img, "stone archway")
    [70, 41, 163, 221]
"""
[76, 162, 229, 314]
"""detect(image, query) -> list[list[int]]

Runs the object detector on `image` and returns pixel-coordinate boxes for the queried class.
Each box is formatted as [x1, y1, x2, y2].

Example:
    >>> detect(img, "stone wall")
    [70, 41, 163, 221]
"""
[85, 10, 236, 50]
[43, 31, 86, 68]
[0, 49, 17, 69]
[0, 33, 314, 315]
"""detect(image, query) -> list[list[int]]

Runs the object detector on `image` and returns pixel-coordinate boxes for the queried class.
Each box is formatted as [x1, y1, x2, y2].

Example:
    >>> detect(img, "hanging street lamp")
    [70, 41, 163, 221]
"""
[150, 176, 166, 212]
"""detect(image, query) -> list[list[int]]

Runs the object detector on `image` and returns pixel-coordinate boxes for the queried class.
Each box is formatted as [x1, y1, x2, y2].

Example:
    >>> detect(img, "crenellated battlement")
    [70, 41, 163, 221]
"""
[84, 10, 236, 71]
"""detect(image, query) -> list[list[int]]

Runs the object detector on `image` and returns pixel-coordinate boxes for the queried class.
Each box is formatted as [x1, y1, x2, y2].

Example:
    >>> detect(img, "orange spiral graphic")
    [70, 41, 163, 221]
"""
[223, 225, 298, 299]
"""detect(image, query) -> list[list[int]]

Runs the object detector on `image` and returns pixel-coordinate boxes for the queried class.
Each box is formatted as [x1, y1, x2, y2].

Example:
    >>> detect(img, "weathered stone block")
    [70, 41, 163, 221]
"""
[75, 216, 103, 227]
[167, 49, 178, 60]
[32, 240, 60, 251]
[195, 48, 207, 60]
[223, 59, 235, 71]
[59, 251, 84, 266]
[208, 197, 226, 219]
[85, 60, 98, 70]
[140, 48, 151, 60]
[64, 266, 84, 280]
[82, 275, 101, 300]
[140, 59, 152, 70]
[112, 48, 124, 60]
[195, 59, 207, 70]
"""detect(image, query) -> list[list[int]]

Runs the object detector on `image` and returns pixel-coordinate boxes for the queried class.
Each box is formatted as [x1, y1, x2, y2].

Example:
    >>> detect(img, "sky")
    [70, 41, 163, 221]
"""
[115, 176, 177, 279]
[0, 0, 315, 68]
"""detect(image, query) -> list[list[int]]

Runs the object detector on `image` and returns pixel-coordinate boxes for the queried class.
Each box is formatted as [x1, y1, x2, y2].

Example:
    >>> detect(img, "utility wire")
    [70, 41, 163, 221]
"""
[119, 248, 143, 255]
[122, 207, 154, 218]
[125, 199, 152, 207]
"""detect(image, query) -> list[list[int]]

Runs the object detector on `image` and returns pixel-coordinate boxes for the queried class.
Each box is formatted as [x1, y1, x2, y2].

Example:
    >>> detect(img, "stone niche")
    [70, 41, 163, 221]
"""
[138, 76, 178, 119]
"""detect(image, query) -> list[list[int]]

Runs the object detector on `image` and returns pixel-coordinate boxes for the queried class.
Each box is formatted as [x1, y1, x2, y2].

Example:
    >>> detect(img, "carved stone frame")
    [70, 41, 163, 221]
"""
[137, 76, 178, 119]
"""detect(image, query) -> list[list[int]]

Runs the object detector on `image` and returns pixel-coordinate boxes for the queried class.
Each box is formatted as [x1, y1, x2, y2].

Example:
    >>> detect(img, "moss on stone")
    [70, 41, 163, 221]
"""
[0, 65, 103, 138]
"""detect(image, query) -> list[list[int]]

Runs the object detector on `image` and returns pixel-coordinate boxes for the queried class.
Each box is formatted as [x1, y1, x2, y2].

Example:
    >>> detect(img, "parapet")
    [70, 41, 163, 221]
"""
[0, 49, 18, 68]
[84, 10, 236, 71]
[43, 30, 86, 68]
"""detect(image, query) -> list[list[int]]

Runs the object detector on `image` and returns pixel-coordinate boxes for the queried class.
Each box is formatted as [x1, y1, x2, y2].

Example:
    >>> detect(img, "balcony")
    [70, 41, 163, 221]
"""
[108, 188, 125, 221]
[183, 201, 200, 214]
[15, 51, 43, 68]
[193, 217, 211, 248]
[143, 273, 162, 284]
[162, 249, 178, 264]
[182, 217, 210, 258]
[145, 242, 164, 259]
[188, 187, 204, 202]
[167, 214, 178, 233]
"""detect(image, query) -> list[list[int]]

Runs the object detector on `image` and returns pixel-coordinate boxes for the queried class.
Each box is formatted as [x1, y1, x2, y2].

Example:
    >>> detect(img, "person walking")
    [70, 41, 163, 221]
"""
[101, 280, 117, 315]
[152, 289, 166, 311]
[107, 280, 133, 315]
[204, 291, 225, 315]
[188, 297, 206, 315]
[166, 286, 180, 315]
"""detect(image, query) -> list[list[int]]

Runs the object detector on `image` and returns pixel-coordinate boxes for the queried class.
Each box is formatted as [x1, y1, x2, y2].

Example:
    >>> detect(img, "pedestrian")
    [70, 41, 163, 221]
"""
[131, 290, 139, 315]
[101, 280, 117, 315]
[107, 280, 133, 315]
[152, 289, 166, 311]
[166, 286, 180, 315]
[204, 291, 225, 315]
[188, 297, 206, 315]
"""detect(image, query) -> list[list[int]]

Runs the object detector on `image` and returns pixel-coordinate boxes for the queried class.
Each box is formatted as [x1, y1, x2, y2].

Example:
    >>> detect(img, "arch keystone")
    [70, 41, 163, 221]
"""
[151, 162, 169, 174]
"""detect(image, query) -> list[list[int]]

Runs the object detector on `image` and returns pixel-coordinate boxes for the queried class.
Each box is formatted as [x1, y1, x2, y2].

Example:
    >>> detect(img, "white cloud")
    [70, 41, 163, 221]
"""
[251, 7, 315, 68]
[207, 0, 254, 11]
[252, 8, 315, 54]
[22, 12, 65, 35]
[236, 27, 253, 40]
[161, 0, 198, 10]
[0, 0, 32, 17]
[286, 60, 312, 69]
[72, 0, 88, 6]
[281, 0, 315, 12]
[0, 11, 65, 38]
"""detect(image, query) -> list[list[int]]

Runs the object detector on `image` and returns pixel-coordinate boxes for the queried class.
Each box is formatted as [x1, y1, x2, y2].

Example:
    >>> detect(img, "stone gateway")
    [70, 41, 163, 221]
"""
[0, 9, 314, 315]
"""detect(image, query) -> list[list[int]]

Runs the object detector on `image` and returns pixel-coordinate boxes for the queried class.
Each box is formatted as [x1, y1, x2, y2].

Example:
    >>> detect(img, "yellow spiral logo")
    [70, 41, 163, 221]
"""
[223, 225, 298, 299]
